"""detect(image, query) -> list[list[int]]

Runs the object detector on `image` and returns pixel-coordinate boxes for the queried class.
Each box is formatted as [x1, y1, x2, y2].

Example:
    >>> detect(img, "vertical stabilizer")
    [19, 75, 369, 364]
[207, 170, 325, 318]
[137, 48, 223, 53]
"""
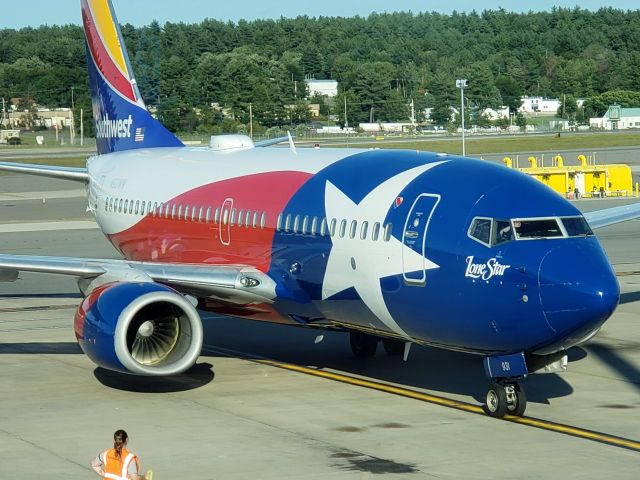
[81, 0, 183, 155]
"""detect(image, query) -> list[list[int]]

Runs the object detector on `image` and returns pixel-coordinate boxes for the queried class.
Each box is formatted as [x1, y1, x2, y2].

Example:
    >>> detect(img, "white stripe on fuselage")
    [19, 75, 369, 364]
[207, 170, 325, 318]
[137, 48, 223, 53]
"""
[89, 146, 365, 235]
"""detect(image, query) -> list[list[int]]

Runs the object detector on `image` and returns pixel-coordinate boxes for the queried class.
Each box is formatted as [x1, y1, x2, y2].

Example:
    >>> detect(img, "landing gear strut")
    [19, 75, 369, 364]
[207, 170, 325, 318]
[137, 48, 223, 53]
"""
[349, 331, 378, 358]
[484, 380, 527, 418]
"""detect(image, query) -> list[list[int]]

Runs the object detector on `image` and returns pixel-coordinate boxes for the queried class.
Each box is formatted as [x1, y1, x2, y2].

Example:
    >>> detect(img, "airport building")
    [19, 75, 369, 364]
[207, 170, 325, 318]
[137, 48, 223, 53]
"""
[589, 105, 640, 130]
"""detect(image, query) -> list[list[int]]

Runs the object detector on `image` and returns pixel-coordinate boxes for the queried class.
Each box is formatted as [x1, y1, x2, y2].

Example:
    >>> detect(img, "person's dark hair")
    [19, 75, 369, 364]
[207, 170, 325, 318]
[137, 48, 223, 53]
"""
[113, 430, 128, 459]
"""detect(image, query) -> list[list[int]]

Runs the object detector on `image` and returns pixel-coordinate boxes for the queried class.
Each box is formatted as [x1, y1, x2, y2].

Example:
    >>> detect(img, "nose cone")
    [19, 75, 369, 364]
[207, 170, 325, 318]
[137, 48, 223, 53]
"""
[538, 242, 619, 347]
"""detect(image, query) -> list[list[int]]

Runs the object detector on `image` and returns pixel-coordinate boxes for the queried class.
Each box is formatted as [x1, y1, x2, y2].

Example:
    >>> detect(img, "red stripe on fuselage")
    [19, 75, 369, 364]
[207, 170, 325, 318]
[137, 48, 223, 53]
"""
[107, 171, 312, 272]
[81, 1, 136, 103]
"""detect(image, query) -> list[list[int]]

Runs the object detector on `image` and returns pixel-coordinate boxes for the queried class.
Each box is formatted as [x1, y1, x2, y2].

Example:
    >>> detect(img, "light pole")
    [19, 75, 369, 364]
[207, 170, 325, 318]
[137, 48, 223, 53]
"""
[456, 79, 468, 156]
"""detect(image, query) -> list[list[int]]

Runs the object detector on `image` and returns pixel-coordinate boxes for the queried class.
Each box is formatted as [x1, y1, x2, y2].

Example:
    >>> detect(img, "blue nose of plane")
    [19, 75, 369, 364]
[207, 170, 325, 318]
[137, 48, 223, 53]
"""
[538, 241, 619, 349]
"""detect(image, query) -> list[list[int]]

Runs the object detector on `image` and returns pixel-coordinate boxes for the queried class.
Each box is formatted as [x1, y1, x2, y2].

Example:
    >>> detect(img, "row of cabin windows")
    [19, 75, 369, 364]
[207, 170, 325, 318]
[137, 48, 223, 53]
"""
[275, 213, 392, 242]
[103, 197, 392, 241]
[104, 197, 267, 229]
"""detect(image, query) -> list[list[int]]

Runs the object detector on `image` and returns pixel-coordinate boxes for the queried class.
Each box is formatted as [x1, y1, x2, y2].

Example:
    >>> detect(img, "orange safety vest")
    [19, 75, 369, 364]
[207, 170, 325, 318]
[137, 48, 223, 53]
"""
[101, 447, 140, 480]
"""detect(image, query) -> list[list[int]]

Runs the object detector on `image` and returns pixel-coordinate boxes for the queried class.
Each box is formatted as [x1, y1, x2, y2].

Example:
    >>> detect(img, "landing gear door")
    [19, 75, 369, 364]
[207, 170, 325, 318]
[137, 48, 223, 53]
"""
[219, 198, 233, 246]
[402, 194, 440, 285]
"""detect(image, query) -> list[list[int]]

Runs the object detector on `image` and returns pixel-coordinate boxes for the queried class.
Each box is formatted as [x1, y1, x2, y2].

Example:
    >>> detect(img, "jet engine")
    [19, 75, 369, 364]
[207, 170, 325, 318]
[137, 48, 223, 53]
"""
[74, 282, 203, 375]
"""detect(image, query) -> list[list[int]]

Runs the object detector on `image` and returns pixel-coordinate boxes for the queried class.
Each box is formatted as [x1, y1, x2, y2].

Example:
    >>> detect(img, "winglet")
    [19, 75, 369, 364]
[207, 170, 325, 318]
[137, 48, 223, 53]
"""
[287, 131, 297, 155]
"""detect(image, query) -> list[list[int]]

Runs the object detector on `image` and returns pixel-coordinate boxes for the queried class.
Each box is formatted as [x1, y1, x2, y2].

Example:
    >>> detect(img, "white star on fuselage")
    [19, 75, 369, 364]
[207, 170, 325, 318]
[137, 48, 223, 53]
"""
[322, 161, 447, 337]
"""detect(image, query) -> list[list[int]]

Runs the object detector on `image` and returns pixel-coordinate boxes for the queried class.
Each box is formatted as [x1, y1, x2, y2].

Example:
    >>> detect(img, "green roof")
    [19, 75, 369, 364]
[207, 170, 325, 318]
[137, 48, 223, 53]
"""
[607, 107, 640, 118]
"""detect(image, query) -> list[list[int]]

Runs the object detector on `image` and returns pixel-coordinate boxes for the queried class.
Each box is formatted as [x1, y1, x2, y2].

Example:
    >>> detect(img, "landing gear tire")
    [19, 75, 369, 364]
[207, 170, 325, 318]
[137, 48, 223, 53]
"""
[484, 383, 508, 418]
[508, 382, 527, 417]
[382, 339, 404, 356]
[349, 332, 378, 358]
[484, 381, 527, 418]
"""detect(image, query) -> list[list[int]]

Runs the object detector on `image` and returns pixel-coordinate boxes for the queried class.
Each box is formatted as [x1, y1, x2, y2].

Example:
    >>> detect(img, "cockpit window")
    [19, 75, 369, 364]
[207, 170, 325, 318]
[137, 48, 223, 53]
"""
[513, 219, 563, 239]
[469, 218, 492, 245]
[493, 220, 514, 245]
[562, 217, 593, 237]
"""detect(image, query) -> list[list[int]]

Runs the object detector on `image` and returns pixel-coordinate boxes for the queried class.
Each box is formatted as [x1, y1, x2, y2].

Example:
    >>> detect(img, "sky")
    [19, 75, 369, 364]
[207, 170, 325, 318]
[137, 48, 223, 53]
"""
[1, 1, 638, 28]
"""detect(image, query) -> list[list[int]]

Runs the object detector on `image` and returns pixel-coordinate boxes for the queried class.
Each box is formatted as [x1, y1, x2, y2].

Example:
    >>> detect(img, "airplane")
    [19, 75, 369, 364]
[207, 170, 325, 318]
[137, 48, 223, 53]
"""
[1, 0, 640, 418]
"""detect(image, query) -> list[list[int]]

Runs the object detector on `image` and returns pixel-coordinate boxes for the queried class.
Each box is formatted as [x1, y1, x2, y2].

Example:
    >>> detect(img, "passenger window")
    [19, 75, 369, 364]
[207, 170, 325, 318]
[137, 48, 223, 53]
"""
[110, 198, 114, 211]
[469, 218, 492, 245]
[198, 206, 204, 222]
[230, 209, 237, 226]
[124, 199, 129, 213]
[214, 208, 220, 224]
[164, 203, 171, 219]
[141, 201, 146, 215]
[372, 222, 380, 241]
[178, 204, 183, 220]
[311, 217, 318, 236]
[293, 215, 300, 234]
[184, 205, 190, 221]
[104, 198, 109, 212]
[222, 209, 229, 225]
[135, 200, 140, 215]
[206, 207, 211, 223]
[246, 210, 252, 227]
[276, 213, 283, 231]
[320, 218, 328, 236]
[171, 204, 177, 220]
[252, 211, 258, 228]
[339, 219, 347, 238]
[329, 218, 337, 237]
[238, 210, 244, 227]
[302, 216, 309, 235]
[361, 221, 369, 240]
[260, 212, 266, 229]
[493, 220, 514, 246]
[285, 214, 292, 233]
[128, 200, 134, 214]
[383, 223, 393, 242]
[192, 206, 198, 222]
[119, 199, 123, 213]
[349, 220, 357, 239]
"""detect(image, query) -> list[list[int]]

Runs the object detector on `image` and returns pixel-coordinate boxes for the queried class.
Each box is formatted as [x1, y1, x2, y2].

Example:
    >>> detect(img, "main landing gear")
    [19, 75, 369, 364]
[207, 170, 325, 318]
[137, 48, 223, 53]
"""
[484, 379, 527, 418]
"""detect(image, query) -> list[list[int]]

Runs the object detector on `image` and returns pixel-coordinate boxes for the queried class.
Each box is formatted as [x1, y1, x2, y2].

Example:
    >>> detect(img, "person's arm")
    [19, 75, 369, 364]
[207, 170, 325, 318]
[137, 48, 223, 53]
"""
[127, 455, 144, 480]
[91, 454, 105, 477]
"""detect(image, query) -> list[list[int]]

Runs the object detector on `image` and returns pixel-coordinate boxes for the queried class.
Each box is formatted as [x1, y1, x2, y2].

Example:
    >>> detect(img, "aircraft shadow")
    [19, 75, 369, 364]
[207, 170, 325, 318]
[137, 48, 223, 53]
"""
[200, 315, 577, 405]
[619, 291, 640, 304]
[94, 363, 215, 393]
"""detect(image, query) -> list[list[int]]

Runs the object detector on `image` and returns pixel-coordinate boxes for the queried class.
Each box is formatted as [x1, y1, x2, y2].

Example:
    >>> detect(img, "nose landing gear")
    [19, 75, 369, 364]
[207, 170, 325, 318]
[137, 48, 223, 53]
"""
[484, 380, 527, 418]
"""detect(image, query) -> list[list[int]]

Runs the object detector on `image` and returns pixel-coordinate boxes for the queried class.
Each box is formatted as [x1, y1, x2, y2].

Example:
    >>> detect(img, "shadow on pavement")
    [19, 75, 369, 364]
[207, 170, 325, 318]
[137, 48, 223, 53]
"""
[94, 363, 215, 393]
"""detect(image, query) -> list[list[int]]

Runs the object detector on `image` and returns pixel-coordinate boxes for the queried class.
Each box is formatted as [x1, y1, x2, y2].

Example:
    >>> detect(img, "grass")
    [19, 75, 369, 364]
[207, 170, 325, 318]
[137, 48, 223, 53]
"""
[0, 156, 87, 171]
[347, 132, 640, 155]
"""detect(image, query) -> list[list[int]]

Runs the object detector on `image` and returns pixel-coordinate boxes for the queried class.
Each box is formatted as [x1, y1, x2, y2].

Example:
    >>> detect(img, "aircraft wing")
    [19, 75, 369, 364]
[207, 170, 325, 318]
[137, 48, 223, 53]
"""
[0, 254, 277, 305]
[583, 202, 640, 229]
[254, 136, 290, 147]
[0, 161, 89, 182]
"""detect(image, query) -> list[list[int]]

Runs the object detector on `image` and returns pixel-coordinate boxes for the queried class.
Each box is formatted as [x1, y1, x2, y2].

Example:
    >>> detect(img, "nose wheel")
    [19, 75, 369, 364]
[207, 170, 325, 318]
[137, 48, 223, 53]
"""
[484, 380, 527, 418]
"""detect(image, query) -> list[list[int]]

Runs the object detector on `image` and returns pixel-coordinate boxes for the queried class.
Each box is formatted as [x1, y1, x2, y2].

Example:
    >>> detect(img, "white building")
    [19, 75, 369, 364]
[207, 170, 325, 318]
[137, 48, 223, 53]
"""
[306, 79, 338, 98]
[482, 106, 510, 121]
[590, 106, 640, 130]
[519, 96, 561, 115]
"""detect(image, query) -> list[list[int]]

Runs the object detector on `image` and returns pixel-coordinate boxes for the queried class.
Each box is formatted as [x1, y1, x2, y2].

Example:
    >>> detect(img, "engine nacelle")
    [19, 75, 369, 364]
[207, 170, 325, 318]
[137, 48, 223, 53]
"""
[74, 282, 203, 376]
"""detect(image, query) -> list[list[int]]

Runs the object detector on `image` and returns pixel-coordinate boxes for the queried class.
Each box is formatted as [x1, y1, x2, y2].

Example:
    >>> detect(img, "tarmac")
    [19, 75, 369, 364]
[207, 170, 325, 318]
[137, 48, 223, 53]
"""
[1, 172, 639, 479]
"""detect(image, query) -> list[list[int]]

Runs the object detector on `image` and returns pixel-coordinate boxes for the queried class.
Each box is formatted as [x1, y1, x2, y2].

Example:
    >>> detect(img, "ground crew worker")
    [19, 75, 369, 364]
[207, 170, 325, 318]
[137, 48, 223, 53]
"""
[91, 429, 147, 480]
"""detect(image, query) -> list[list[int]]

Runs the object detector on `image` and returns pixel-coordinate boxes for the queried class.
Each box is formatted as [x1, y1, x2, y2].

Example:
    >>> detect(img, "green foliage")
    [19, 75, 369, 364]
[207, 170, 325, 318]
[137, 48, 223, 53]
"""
[2, 7, 640, 134]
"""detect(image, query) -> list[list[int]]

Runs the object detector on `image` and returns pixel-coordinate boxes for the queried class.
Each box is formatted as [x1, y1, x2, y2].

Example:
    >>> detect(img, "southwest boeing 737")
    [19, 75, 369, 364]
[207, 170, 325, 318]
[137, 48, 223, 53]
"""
[2, 0, 640, 418]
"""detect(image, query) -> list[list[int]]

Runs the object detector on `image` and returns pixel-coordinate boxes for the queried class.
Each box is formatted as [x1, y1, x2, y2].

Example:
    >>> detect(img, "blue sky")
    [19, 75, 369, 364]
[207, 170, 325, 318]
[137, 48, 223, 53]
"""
[1, 1, 638, 28]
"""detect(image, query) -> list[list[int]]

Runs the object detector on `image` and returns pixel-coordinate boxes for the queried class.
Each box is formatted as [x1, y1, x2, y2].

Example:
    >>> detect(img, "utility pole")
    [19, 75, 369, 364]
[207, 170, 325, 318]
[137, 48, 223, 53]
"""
[1, 97, 6, 127]
[249, 103, 253, 140]
[344, 96, 348, 129]
[456, 79, 468, 156]
[70, 86, 75, 145]
[80, 108, 84, 146]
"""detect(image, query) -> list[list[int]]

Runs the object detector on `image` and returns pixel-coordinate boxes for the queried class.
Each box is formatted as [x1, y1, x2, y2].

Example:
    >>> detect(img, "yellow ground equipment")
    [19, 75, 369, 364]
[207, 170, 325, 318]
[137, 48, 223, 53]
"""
[503, 155, 636, 199]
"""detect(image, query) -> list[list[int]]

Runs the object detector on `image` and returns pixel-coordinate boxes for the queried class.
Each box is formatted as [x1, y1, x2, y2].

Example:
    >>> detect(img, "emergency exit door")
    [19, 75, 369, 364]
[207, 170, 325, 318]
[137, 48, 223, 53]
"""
[402, 194, 440, 285]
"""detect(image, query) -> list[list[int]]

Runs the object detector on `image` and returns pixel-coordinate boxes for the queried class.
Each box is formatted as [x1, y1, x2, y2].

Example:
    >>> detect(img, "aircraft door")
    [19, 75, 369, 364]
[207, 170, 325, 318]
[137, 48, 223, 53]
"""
[219, 198, 233, 246]
[402, 194, 440, 285]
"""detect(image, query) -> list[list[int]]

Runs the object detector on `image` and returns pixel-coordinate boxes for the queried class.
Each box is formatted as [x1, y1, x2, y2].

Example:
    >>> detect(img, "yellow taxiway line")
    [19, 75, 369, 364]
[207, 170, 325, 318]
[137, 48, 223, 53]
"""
[258, 359, 640, 452]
